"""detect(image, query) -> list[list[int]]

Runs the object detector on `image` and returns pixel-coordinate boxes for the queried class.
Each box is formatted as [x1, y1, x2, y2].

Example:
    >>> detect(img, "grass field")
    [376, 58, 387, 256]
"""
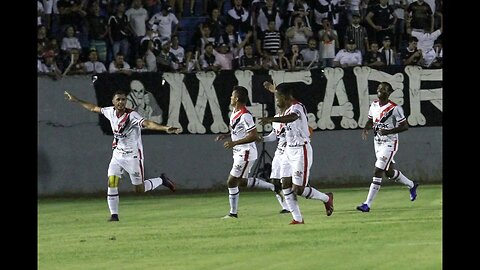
[38, 184, 442, 270]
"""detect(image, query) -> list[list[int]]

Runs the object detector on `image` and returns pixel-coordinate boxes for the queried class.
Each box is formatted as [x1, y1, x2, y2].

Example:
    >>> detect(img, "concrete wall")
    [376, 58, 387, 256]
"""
[38, 76, 442, 196]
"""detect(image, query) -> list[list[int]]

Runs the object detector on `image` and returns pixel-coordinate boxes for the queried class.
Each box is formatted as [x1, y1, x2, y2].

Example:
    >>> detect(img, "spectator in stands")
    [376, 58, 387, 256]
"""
[311, 0, 343, 33]
[430, 39, 442, 68]
[83, 49, 107, 74]
[226, 0, 251, 36]
[363, 41, 385, 67]
[38, 1, 45, 26]
[149, 5, 180, 40]
[378, 36, 397, 66]
[56, 0, 87, 45]
[238, 43, 261, 70]
[364, 0, 397, 46]
[38, 25, 49, 50]
[256, 20, 282, 58]
[86, 2, 108, 63]
[276, 48, 291, 70]
[125, 0, 149, 63]
[406, 10, 442, 68]
[183, 48, 202, 72]
[256, 0, 283, 32]
[390, 0, 408, 51]
[108, 1, 132, 64]
[198, 23, 217, 56]
[204, 7, 225, 41]
[216, 22, 242, 57]
[143, 39, 158, 72]
[156, 39, 180, 72]
[401, 36, 423, 66]
[199, 42, 218, 71]
[286, 14, 313, 52]
[170, 34, 186, 71]
[406, 0, 433, 32]
[288, 44, 304, 70]
[41, 0, 59, 31]
[61, 25, 82, 54]
[286, 0, 311, 29]
[109, 52, 132, 74]
[213, 43, 235, 70]
[318, 18, 339, 68]
[169, 0, 185, 18]
[38, 50, 63, 80]
[260, 53, 279, 70]
[344, 13, 369, 56]
[63, 48, 86, 75]
[300, 37, 320, 69]
[333, 38, 362, 67]
[132, 57, 149, 72]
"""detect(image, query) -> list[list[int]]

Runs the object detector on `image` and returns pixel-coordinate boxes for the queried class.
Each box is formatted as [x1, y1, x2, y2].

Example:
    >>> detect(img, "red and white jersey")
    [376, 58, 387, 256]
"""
[101, 107, 145, 157]
[272, 113, 287, 153]
[230, 106, 257, 160]
[368, 100, 406, 143]
[284, 102, 310, 147]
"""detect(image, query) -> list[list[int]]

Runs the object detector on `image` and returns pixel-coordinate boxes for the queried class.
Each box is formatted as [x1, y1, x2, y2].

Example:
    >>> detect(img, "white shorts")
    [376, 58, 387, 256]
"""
[42, 0, 59, 14]
[374, 139, 398, 171]
[286, 143, 313, 186]
[270, 148, 291, 179]
[108, 149, 144, 185]
[230, 157, 255, 178]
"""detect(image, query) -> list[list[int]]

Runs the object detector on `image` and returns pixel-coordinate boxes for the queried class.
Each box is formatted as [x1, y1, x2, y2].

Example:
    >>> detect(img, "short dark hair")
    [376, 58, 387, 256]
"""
[233, 86, 248, 104]
[113, 90, 128, 97]
[381, 82, 394, 94]
[276, 84, 292, 97]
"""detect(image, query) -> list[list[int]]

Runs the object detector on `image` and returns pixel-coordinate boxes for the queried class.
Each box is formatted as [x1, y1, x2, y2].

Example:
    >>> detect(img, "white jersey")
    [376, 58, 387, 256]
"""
[271, 113, 287, 154]
[101, 107, 145, 157]
[230, 106, 257, 160]
[368, 100, 406, 143]
[284, 102, 310, 147]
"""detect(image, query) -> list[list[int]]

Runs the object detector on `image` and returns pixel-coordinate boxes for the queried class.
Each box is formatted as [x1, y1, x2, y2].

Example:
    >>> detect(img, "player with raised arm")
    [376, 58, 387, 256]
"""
[64, 90, 180, 221]
[259, 84, 334, 224]
[356, 82, 419, 212]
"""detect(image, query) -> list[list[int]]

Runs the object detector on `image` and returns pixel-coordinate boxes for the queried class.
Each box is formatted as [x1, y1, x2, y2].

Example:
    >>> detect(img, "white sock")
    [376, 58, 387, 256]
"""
[107, 187, 119, 215]
[144, 177, 163, 192]
[247, 177, 275, 190]
[365, 177, 382, 207]
[283, 188, 302, 222]
[276, 194, 289, 211]
[228, 187, 239, 214]
[301, 186, 329, 202]
[391, 170, 414, 188]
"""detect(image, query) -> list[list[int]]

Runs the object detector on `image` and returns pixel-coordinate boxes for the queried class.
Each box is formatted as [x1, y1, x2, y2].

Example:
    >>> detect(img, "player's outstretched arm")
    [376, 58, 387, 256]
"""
[64, 91, 101, 113]
[362, 118, 373, 140]
[142, 120, 180, 134]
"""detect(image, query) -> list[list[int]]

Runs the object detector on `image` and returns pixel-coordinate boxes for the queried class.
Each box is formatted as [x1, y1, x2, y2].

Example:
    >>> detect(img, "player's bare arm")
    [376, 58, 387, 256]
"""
[259, 113, 298, 125]
[224, 129, 258, 149]
[362, 118, 373, 140]
[215, 133, 231, 141]
[142, 120, 180, 134]
[64, 91, 102, 113]
[377, 120, 409, 136]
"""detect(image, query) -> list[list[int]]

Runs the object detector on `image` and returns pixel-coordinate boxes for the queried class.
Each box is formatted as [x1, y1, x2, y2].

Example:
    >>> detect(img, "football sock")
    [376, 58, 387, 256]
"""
[365, 177, 382, 206]
[107, 187, 119, 215]
[283, 188, 302, 222]
[144, 177, 163, 192]
[301, 186, 329, 202]
[228, 187, 239, 215]
[276, 193, 289, 211]
[390, 170, 414, 188]
[247, 177, 275, 190]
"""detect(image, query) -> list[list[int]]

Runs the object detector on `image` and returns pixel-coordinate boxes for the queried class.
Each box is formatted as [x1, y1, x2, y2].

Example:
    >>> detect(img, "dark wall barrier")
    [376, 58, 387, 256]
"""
[94, 66, 442, 135]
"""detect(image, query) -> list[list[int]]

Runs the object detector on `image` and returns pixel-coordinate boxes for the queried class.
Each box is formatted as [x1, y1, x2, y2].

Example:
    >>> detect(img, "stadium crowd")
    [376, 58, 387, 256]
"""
[37, 0, 443, 80]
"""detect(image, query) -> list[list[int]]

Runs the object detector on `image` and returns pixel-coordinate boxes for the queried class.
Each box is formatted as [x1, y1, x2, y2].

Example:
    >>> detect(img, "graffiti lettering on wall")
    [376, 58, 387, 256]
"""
[93, 66, 442, 135]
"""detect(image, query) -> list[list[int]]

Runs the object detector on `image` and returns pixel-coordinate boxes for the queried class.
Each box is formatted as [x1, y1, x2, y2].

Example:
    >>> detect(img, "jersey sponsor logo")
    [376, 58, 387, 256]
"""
[294, 170, 303, 178]
[133, 172, 140, 177]
[234, 164, 242, 172]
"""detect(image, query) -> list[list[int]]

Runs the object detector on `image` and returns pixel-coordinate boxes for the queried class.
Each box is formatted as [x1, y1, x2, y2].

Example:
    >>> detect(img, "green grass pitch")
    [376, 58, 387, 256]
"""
[38, 184, 442, 270]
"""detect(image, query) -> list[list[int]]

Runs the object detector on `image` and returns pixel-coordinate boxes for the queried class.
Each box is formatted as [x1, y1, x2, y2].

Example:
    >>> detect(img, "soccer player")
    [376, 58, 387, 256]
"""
[356, 82, 419, 212]
[259, 84, 334, 224]
[215, 86, 280, 219]
[64, 90, 180, 221]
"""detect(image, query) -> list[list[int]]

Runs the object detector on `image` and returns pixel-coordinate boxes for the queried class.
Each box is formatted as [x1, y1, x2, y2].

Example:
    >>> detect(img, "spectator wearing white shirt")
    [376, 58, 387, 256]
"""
[83, 49, 107, 74]
[109, 52, 132, 74]
[333, 38, 362, 67]
[213, 43, 234, 70]
[148, 5, 179, 40]
[406, 10, 442, 67]
[126, 0, 149, 62]
[61, 25, 82, 54]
